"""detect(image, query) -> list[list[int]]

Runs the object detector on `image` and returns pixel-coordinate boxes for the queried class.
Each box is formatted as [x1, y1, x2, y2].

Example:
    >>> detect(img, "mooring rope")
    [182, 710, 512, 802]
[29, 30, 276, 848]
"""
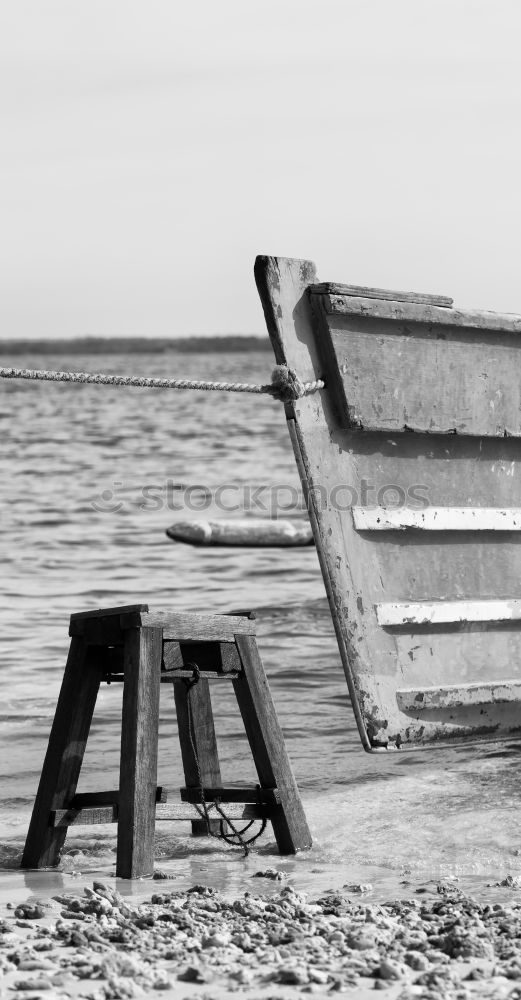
[0, 363, 324, 403]
[184, 663, 267, 856]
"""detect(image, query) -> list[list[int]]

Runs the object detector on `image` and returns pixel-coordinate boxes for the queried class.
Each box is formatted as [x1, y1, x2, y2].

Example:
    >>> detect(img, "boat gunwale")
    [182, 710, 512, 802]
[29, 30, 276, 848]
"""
[310, 287, 521, 334]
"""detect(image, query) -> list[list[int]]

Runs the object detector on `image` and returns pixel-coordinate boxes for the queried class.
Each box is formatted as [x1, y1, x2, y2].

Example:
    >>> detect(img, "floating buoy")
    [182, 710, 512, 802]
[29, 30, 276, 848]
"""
[166, 518, 314, 548]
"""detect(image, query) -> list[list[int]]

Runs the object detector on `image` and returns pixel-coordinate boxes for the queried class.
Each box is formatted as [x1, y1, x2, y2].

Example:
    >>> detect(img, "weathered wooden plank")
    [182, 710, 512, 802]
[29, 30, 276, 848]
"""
[117, 627, 162, 879]
[396, 682, 521, 712]
[72, 611, 257, 641]
[69, 617, 124, 642]
[159, 802, 269, 821]
[53, 805, 117, 826]
[162, 641, 183, 672]
[180, 785, 280, 804]
[157, 802, 269, 821]
[377, 599, 521, 627]
[255, 254, 374, 750]
[173, 677, 223, 836]
[161, 670, 237, 682]
[120, 611, 256, 641]
[71, 787, 166, 808]
[256, 254, 521, 749]
[323, 318, 521, 436]
[219, 642, 242, 673]
[70, 604, 149, 622]
[310, 282, 453, 308]
[22, 638, 103, 869]
[353, 507, 521, 531]
[391, 630, 521, 693]
[341, 442, 521, 614]
[161, 642, 240, 680]
[166, 517, 314, 547]
[53, 802, 269, 826]
[233, 634, 312, 853]
[323, 293, 521, 333]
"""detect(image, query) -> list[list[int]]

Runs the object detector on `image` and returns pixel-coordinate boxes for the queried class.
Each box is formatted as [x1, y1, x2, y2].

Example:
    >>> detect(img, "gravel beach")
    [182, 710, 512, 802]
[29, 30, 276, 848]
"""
[2, 877, 521, 999]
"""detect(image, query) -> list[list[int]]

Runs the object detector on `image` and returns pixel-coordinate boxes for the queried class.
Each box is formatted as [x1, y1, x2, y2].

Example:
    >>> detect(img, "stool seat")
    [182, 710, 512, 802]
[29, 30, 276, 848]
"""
[22, 605, 312, 878]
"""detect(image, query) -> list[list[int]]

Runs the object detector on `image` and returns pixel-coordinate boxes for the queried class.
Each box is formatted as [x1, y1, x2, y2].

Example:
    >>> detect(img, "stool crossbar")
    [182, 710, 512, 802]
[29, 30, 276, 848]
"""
[22, 605, 312, 878]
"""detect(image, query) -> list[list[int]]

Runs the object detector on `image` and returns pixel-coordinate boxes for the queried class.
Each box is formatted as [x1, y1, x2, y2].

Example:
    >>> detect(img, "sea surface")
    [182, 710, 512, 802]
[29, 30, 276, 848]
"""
[1, 348, 521, 906]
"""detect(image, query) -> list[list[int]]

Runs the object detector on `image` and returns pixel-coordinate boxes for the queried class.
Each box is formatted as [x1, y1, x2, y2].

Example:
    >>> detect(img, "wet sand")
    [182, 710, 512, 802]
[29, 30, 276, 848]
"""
[2, 874, 521, 999]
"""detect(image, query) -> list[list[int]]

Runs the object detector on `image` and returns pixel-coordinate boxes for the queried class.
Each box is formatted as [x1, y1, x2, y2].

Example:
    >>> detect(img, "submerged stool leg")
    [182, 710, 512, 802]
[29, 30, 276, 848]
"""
[116, 626, 162, 879]
[22, 637, 103, 869]
[233, 635, 312, 853]
[173, 674, 223, 836]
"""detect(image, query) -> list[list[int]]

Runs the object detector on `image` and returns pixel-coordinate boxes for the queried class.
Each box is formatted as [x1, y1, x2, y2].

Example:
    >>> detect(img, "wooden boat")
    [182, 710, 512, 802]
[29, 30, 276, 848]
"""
[256, 254, 521, 752]
[166, 517, 314, 547]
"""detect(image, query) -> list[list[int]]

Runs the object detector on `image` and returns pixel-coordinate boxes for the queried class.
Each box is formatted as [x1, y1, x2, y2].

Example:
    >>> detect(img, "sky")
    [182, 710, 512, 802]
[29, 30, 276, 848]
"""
[1, 0, 521, 339]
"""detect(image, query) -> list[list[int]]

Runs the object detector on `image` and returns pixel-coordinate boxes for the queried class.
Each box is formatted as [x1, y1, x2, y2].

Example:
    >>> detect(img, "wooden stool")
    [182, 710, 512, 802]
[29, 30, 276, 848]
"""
[21, 605, 312, 878]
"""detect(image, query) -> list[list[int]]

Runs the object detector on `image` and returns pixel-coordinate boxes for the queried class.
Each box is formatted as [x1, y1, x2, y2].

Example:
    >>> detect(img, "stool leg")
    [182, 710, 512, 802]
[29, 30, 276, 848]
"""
[233, 635, 312, 854]
[173, 675, 223, 836]
[117, 626, 162, 878]
[22, 637, 103, 869]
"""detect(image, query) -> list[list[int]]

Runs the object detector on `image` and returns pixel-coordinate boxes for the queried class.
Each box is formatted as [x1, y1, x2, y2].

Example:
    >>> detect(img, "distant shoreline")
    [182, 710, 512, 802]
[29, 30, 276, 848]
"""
[0, 335, 271, 355]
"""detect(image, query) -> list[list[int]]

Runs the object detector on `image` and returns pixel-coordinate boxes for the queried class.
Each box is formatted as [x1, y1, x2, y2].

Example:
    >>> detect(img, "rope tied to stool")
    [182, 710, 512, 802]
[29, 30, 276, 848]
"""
[0, 363, 324, 403]
[183, 662, 267, 857]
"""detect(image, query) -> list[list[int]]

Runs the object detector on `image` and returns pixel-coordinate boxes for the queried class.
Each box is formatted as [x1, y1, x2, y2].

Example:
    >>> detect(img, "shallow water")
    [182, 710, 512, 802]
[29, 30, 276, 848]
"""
[1, 348, 521, 906]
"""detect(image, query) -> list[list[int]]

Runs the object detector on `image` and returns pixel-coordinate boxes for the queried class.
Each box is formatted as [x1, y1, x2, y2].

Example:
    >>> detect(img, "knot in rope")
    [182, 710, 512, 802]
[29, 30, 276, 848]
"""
[270, 365, 306, 402]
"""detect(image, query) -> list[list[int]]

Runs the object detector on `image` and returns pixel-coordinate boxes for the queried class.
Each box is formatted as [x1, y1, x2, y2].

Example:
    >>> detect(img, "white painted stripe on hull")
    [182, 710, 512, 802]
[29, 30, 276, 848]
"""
[376, 599, 521, 627]
[396, 681, 521, 712]
[353, 507, 521, 531]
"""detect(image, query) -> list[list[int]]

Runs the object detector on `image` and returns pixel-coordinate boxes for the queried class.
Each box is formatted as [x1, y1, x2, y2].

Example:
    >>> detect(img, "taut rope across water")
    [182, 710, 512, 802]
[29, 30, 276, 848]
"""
[0, 364, 324, 403]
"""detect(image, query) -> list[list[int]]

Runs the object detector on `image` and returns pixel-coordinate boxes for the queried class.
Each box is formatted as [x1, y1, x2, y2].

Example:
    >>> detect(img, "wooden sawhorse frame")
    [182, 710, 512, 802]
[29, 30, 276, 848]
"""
[21, 605, 311, 877]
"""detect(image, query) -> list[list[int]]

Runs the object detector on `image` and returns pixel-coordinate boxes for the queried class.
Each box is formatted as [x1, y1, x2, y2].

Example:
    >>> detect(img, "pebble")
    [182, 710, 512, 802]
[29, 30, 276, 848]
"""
[345, 932, 376, 950]
[201, 931, 231, 948]
[13, 904, 46, 920]
[252, 868, 288, 881]
[0, 878, 519, 997]
[276, 965, 309, 984]
[308, 967, 329, 984]
[404, 949, 430, 970]
[17, 958, 57, 971]
[499, 875, 521, 889]
[177, 964, 213, 983]
[379, 957, 407, 980]
[13, 978, 53, 990]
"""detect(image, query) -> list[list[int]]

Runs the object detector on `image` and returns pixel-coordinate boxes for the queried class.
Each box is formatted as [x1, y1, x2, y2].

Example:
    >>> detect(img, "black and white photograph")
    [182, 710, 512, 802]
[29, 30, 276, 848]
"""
[1, 2, 521, 996]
